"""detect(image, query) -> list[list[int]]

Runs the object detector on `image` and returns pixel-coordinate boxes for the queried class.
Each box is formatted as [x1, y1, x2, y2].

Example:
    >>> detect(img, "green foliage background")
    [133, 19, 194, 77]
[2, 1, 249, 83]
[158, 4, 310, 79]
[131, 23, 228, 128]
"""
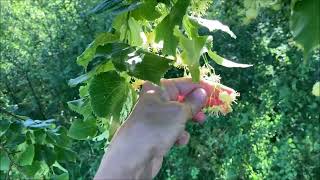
[1, 0, 319, 179]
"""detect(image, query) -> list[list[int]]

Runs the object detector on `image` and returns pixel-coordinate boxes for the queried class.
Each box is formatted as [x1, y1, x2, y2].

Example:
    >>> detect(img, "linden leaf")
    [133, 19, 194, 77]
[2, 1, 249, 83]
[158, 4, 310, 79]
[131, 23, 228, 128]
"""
[89, 71, 130, 118]
[77, 32, 119, 68]
[127, 52, 172, 84]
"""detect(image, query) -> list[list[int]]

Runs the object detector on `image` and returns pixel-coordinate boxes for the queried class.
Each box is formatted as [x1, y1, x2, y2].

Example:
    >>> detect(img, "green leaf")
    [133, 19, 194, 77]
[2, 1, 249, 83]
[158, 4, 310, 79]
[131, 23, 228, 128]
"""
[68, 74, 89, 87]
[155, 0, 191, 55]
[33, 130, 47, 145]
[51, 173, 69, 180]
[207, 50, 253, 68]
[131, 0, 161, 21]
[56, 147, 77, 163]
[88, 0, 141, 15]
[95, 61, 116, 74]
[96, 43, 135, 72]
[77, 32, 119, 68]
[69, 61, 116, 88]
[52, 162, 68, 173]
[20, 161, 49, 178]
[127, 52, 172, 84]
[0, 119, 11, 137]
[34, 145, 56, 166]
[67, 98, 92, 120]
[101, 43, 171, 84]
[67, 118, 97, 140]
[20, 161, 41, 177]
[16, 143, 35, 166]
[109, 1, 142, 15]
[189, 17, 237, 38]
[0, 150, 10, 171]
[127, 17, 144, 47]
[47, 127, 71, 148]
[119, 86, 137, 122]
[88, 0, 122, 15]
[79, 85, 89, 98]
[174, 25, 207, 82]
[5, 122, 26, 149]
[290, 0, 320, 58]
[89, 71, 130, 118]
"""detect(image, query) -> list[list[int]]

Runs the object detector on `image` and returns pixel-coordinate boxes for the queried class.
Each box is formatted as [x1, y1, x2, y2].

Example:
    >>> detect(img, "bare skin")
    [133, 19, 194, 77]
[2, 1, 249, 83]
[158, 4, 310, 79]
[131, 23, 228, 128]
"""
[94, 78, 214, 180]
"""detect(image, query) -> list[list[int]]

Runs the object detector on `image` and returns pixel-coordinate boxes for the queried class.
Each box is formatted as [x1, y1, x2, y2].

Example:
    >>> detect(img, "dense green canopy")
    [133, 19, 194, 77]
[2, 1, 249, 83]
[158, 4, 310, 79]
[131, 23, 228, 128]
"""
[1, 0, 319, 179]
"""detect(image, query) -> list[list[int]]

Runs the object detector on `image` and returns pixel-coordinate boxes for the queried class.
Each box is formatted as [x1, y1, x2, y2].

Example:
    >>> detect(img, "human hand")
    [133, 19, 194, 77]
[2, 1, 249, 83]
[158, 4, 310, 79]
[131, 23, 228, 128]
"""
[95, 78, 213, 180]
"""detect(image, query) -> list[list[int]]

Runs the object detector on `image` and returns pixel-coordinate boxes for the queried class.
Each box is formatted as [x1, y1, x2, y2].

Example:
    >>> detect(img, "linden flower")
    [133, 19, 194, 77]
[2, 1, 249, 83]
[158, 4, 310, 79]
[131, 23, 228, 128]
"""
[200, 66, 220, 83]
[206, 82, 239, 116]
[132, 79, 145, 90]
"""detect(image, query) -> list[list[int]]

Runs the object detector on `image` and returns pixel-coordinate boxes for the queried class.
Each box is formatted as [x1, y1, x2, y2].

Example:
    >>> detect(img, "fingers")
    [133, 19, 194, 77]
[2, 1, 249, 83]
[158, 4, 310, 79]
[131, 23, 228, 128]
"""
[141, 79, 209, 123]
[175, 130, 190, 146]
[143, 78, 214, 102]
[161, 78, 201, 100]
[160, 79, 179, 101]
[141, 81, 170, 101]
[192, 111, 206, 123]
[183, 88, 208, 118]
[151, 156, 163, 178]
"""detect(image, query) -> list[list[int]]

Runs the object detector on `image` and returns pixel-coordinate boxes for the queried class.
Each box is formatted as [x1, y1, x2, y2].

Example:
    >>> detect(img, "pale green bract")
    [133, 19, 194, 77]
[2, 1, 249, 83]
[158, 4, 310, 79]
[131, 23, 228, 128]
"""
[208, 50, 253, 68]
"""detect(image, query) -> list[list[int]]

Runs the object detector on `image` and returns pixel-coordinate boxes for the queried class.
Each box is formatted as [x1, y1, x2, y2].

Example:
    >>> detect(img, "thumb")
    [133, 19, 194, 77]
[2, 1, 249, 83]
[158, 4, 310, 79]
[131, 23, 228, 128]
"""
[183, 88, 207, 117]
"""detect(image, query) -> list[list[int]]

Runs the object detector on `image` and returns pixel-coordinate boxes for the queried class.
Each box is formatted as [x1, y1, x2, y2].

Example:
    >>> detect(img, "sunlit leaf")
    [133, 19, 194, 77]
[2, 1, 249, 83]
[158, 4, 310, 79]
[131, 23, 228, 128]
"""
[312, 81, 320, 96]
[77, 33, 119, 68]
[127, 52, 172, 84]
[127, 17, 144, 46]
[155, 0, 191, 55]
[208, 50, 253, 68]
[189, 17, 237, 39]
[175, 21, 208, 82]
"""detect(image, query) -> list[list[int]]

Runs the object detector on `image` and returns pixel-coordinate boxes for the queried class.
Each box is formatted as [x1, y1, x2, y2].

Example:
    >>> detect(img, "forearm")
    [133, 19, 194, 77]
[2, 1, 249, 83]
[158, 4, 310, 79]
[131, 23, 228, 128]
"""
[94, 121, 154, 180]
